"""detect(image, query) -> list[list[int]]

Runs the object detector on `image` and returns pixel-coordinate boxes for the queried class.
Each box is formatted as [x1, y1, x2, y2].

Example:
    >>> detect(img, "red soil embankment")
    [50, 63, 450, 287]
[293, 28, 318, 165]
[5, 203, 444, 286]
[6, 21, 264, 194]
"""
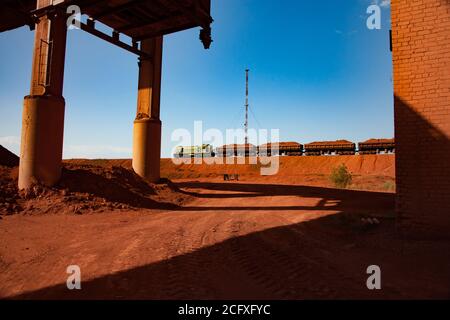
[65, 155, 396, 192]
[160, 155, 396, 191]
[157, 155, 395, 178]
[65, 154, 395, 178]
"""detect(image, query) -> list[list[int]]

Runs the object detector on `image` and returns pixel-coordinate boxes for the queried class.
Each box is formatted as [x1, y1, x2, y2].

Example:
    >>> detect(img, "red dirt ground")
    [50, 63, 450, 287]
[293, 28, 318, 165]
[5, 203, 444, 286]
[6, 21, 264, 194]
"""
[1, 152, 449, 299]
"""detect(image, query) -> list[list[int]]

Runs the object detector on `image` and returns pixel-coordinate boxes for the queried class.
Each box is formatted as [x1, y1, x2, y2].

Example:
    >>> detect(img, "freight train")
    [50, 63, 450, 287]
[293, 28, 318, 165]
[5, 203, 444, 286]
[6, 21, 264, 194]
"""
[216, 144, 258, 157]
[259, 142, 303, 156]
[358, 139, 395, 154]
[304, 140, 356, 156]
[173, 144, 215, 158]
[173, 139, 395, 158]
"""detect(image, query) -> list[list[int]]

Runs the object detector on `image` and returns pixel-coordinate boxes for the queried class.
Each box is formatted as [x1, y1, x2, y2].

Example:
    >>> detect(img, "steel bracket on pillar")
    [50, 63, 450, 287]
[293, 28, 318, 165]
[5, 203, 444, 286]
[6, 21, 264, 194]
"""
[37, 38, 54, 89]
[199, 25, 212, 49]
[166, 0, 214, 49]
[30, 2, 66, 20]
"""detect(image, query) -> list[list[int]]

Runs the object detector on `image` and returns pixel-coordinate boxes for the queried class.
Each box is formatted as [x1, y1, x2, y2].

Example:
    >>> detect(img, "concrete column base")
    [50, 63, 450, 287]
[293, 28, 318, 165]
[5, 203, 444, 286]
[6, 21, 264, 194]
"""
[132, 118, 162, 182]
[18, 95, 65, 190]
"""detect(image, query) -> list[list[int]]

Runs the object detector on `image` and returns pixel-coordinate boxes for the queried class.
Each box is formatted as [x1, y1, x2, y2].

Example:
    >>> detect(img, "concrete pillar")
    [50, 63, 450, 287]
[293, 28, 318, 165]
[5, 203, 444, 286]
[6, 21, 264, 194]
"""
[132, 36, 163, 182]
[18, 1, 67, 189]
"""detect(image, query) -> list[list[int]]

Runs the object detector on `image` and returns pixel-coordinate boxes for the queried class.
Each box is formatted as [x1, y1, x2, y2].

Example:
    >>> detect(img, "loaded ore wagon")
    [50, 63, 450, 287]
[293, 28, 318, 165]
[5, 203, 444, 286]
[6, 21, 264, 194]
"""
[304, 140, 356, 156]
[358, 138, 395, 154]
[174, 144, 215, 158]
[258, 142, 304, 156]
[216, 144, 257, 157]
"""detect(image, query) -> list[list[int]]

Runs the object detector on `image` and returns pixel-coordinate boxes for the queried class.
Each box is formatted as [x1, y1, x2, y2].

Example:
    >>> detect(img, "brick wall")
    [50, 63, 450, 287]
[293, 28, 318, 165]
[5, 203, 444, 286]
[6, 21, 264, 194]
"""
[391, 0, 450, 237]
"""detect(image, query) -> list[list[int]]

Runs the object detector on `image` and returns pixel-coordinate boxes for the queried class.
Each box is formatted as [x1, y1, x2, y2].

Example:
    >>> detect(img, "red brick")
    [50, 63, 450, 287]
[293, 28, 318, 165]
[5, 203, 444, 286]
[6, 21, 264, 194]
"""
[392, 0, 450, 238]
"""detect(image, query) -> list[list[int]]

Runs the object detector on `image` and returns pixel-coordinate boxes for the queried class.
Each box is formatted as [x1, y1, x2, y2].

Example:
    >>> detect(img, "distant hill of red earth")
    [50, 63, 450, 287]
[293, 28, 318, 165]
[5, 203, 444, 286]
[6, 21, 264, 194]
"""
[65, 154, 396, 193]
[0, 143, 395, 197]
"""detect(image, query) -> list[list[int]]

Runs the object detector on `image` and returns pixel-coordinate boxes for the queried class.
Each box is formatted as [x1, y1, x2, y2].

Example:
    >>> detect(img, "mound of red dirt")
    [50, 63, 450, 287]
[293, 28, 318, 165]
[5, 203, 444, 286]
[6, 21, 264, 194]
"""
[0, 163, 191, 217]
[0, 166, 21, 216]
[0, 145, 19, 167]
[260, 142, 302, 148]
[361, 138, 395, 144]
[305, 139, 354, 146]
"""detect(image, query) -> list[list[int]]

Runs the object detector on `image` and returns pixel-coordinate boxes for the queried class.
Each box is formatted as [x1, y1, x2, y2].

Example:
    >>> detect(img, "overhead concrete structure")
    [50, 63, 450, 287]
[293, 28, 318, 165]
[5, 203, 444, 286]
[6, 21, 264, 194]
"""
[0, 0, 213, 188]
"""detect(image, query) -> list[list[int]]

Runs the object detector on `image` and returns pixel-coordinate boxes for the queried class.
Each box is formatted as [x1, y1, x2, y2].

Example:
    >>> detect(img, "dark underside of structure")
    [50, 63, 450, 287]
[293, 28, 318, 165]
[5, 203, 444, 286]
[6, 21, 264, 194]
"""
[1, 0, 213, 49]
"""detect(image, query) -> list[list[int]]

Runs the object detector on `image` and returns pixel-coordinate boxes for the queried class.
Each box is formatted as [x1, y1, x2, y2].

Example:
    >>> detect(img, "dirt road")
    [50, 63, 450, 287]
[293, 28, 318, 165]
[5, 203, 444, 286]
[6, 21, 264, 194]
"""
[1, 180, 449, 300]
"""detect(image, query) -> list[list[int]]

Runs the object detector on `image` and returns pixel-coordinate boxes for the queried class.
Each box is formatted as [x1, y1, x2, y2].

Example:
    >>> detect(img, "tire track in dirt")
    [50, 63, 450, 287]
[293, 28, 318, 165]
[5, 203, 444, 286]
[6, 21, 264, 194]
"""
[256, 220, 369, 299]
[223, 219, 339, 299]
[157, 217, 217, 299]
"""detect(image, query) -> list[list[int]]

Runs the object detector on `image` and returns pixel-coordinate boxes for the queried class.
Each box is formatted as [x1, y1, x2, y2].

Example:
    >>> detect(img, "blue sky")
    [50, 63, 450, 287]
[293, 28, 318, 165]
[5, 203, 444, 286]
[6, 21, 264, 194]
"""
[0, 0, 393, 158]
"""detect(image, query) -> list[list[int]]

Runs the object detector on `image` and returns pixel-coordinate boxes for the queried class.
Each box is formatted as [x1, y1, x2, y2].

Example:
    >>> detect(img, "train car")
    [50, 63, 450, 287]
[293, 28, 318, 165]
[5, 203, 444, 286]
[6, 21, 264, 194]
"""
[258, 142, 304, 156]
[358, 138, 395, 154]
[304, 140, 356, 156]
[216, 144, 257, 157]
[174, 144, 215, 158]
[173, 138, 393, 159]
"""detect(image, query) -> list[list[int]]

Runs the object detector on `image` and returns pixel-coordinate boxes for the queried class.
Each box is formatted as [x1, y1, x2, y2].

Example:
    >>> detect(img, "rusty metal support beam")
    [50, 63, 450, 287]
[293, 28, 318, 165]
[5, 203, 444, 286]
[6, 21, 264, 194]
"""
[119, 13, 186, 34]
[91, 0, 147, 20]
[162, 0, 213, 27]
[80, 21, 150, 59]
[133, 0, 213, 47]
[3, 1, 35, 31]
[30, 0, 106, 18]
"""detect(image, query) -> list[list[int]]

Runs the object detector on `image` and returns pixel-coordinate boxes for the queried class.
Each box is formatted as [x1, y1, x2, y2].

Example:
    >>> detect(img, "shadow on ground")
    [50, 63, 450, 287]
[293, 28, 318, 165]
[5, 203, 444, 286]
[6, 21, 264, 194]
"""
[176, 182, 394, 214]
[9, 185, 449, 300]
